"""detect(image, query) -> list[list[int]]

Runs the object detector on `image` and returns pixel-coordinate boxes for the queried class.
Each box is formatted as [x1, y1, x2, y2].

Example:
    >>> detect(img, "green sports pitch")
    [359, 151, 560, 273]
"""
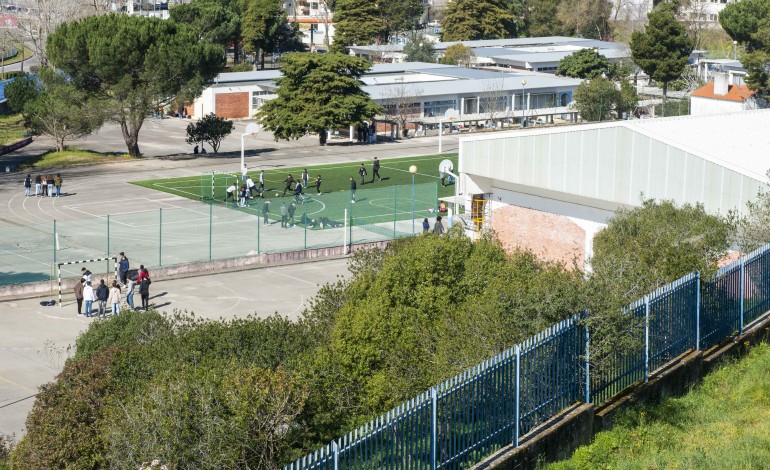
[130, 154, 459, 229]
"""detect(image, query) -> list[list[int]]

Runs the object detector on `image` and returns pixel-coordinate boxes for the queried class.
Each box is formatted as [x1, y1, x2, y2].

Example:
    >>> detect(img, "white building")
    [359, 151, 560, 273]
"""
[456, 110, 770, 268]
[691, 72, 759, 115]
[189, 62, 582, 134]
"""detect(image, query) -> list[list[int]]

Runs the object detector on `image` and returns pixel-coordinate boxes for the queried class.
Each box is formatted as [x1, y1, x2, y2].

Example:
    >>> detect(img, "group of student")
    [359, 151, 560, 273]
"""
[23, 174, 63, 198]
[73, 253, 152, 317]
[225, 166, 323, 207]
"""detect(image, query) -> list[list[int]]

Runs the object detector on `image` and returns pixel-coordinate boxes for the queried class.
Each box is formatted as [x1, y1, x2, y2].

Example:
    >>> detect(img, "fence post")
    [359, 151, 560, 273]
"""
[107, 215, 110, 274]
[644, 295, 650, 383]
[159, 208, 163, 266]
[257, 206, 261, 255]
[738, 256, 745, 335]
[304, 205, 307, 250]
[53, 219, 57, 266]
[584, 314, 590, 403]
[514, 345, 520, 447]
[430, 386, 437, 470]
[209, 204, 213, 261]
[332, 440, 339, 470]
[393, 185, 397, 238]
[695, 271, 701, 350]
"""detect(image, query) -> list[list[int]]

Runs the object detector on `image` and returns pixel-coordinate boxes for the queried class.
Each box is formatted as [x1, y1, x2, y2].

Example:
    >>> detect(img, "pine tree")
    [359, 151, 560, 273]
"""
[441, 0, 518, 41]
[330, 0, 383, 53]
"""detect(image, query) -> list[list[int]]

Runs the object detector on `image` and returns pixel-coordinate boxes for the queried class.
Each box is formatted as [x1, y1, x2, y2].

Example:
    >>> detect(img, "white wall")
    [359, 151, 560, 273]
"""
[690, 97, 746, 116]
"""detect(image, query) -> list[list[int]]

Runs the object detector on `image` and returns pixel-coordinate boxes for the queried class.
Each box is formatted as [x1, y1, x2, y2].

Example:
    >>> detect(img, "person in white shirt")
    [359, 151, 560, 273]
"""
[83, 281, 96, 317]
[246, 176, 256, 198]
[81, 267, 93, 284]
[258, 170, 265, 197]
[242, 164, 248, 182]
[225, 184, 237, 203]
[108, 280, 122, 315]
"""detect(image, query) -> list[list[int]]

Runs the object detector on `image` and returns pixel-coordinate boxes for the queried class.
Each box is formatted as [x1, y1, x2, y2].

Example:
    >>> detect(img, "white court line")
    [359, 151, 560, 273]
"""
[0, 246, 55, 269]
[266, 267, 318, 286]
[63, 197, 153, 208]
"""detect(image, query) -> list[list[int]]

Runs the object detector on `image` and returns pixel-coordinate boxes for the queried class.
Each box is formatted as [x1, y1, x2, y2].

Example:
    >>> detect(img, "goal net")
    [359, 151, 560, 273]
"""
[57, 257, 118, 307]
[202, 172, 240, 202]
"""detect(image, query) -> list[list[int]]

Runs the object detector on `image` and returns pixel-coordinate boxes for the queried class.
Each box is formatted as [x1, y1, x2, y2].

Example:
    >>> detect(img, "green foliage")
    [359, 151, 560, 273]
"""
[719, 0, 770, 98]
[573, 77, 621, 121]
[616, 80, 640, 117]
[18, 69, 106, 152]
[441, 0, 518, 41]
[241, 0, 303, 68]
[47, 14, 225, 156]
[738, 174, 770, 252]
[230, 62, 254, 72]
[403, 34, 437, 62]
[169, 0, 240, 47]
[549, 343, 770, 469]
[556, 0, 612, 39]
[257, 52, 381, 145]
[185, 113, 234, 153]
[630, 3, 693, 96]
[4, 76, 39, 114]
[556, 49, 614, 79]
[442, 43, 476, 66]
[329, 0, 382, 53]
[0, 434, 13, 470]
[527, 0, 565, 37]
[379, 0, 424, 39]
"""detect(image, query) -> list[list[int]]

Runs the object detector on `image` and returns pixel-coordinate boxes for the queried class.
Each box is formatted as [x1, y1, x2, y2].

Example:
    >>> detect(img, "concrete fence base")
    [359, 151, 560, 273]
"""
[473, 311, 770, 470]
[0, 240, 391, 301]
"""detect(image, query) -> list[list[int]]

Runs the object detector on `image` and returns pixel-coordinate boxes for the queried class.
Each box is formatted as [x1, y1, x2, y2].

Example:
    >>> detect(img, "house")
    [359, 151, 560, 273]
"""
[691, 73, 760, 115]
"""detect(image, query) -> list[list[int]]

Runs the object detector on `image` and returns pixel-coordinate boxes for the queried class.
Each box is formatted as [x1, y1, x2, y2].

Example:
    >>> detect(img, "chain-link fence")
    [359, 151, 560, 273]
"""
[0, 182, 441, 287]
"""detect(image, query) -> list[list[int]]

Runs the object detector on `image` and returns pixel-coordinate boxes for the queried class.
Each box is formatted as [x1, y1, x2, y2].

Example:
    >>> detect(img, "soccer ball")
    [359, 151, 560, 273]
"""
[351, 200, 355, 204]
[275, 192, 280, 197]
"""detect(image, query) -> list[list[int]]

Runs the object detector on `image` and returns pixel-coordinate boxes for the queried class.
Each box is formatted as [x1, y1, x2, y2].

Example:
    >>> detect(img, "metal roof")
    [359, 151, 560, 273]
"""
[349, 36, 625, 53]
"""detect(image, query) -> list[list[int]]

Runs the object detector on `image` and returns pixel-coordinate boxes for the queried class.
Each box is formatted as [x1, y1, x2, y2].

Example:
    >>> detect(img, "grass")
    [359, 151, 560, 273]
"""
[0, 45, 34, 69]
[131, 153, 459, 227]
[20, 148, 133, 169]
[547, 342, 770, 470]
[0, 114, 27, 146]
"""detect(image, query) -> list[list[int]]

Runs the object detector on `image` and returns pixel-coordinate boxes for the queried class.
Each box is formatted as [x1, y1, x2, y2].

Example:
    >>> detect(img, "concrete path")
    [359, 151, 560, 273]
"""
[0, 257, 350, 440]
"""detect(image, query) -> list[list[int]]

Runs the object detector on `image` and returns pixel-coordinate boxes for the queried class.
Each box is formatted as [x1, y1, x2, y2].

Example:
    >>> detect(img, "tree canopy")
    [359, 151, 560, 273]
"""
[556, 48, 614, 79]
[441, 0, 518, 41]
[573, 77, 621, 121]
[329, 0, 383, 53]
[47, 14, 224, 156]
[403, 35, 437, 63]
[186, 113, 234, 153]
[630, 2, 693, 96]
[442, 43, 476, 67]
[719, 0, 770, 98]
[169, 0, 240, 47]
[257, 52, 381, 145]
[241, 0, 304, 69]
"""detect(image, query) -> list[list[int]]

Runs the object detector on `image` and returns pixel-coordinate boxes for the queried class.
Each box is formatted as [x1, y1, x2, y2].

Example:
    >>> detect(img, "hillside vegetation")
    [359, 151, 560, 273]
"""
[548, 343, 770, 470]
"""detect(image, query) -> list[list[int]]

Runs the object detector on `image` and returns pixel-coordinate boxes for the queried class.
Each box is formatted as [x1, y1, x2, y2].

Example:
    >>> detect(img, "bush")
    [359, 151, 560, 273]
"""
[230, 62, 254, 72]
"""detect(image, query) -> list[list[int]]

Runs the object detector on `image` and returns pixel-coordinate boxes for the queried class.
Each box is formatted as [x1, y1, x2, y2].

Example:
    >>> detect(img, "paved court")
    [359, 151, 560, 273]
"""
[0, 120, 460, 442]
[0, 257, 351, 440]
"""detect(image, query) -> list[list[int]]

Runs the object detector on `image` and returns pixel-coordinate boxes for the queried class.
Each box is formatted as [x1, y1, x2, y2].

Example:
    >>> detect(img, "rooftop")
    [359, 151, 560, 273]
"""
[691, 82, 754, 102]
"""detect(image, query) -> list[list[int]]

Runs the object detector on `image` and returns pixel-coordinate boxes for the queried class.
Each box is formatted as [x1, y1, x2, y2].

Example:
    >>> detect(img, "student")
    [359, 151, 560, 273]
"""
[118, 252, 130, 285]
[138, 276, 152, 310]
[136, 265, 150, 283]
[83, 281, 95, 317]
[262, 200, 271, 224]
[200, 146, 207, 154]
[125, 277, 136, 311]
[294, 181, 304, 203]
[246, 175, 257, 197]
[280, 202, 288, 228]
[34, 175, 42, 196]
[283, 174, 294, 196]
[81, 267, 93, 284]
[422, 217, 430, 233]
[54, 173, 63, 197]
[288, 202, 296, 226]
[96, 279, 109, 317]
[239, 185, 248, 207]
[258, 170, 265, 197]
[350, 176, 357, 203]
[242, 164, 248, 182]
[47, 175, 54, 198]
[225, 183, 237, 202]
[193, 144, 199, 155]
[302, 168, 309, 188]
[24, 174, 31, 197]
[74, 279, 85, 315]
[372, 157, 381, 182]
[358, 164, 367, 185]
[315, 175, 322, 194]
[108, 280, 122, 315]
[433, 216, 445, 235]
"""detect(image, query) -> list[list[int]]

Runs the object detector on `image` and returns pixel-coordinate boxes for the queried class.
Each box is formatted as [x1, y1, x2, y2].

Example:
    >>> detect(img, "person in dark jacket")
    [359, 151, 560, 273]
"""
[74, 279, 84, 315]
[372, 157, 381, 182]
[24, 174, 31, 197]
[422, 217, 430, 233]
[283, 174, 294, 196]
[96, 279, 109, 317]
[139, 277, 152, 310]
[119, 252, 130, 285]
[358, 164, 367, 185]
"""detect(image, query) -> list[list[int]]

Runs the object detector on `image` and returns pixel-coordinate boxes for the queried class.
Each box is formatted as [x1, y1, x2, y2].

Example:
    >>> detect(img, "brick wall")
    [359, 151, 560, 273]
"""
[491, 204, 585, 269]
[215, 92, 249, 119]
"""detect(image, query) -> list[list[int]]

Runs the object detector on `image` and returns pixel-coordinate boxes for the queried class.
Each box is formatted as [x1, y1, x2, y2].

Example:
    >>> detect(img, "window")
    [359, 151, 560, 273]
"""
[423, 100, 456, 117]
[252, 90, 272, 108]
[536, 66, 558, 73]
[514, 93, 556, 110]
[479, 96, 508, 114]
[463, 98, 478, 114]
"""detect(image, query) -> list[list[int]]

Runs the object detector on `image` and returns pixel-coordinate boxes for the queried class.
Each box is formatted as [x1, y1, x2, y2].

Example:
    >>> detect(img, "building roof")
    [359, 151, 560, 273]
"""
[691, 82, 754, 102]
[348, 36, 626, 54]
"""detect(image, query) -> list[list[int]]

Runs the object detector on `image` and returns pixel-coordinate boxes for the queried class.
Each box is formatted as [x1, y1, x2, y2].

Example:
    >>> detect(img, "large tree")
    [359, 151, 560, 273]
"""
[403, 34, 436, 63]
[557, 0, 612, 39]
[257, 53, 382, 145]
[14, 70, 106, 152]
[330, 0, 383, 53]
[47, 14, 224, 156]
[719, 0, 770, 99]
[556, 48, 614, 79]
[379, 0, 424, 41]
[573, 76, 621, 121]
[169, 0, 240, 48]
[186, 113, 234, 154]
[241, 0, 303, 69]
[441, 0, 518, 41]
[630, 2, 693, 96]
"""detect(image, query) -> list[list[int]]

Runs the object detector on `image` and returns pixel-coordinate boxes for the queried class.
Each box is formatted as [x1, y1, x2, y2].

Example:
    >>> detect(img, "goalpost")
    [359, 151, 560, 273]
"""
[205, 171, 239, 202]
[57, 257, 118, 307]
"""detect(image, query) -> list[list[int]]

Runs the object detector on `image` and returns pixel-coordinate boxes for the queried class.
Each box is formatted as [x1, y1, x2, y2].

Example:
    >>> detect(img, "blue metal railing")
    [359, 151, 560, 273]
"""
[285, 244, 770, 470]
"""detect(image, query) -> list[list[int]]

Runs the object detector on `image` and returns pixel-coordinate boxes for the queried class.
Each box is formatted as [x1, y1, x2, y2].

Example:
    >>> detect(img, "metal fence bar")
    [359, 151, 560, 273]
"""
[740, 257, 745, 334]
[696, 271, 701, 350]
[644, 295, 650, 382]
[514, 345, 520, 448]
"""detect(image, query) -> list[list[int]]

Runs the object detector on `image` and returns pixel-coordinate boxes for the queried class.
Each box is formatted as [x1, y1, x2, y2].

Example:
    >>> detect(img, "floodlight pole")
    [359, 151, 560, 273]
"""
[438, 119, 443, 153]
[410, 166, 418, 234]
[240, 123, 260, 171]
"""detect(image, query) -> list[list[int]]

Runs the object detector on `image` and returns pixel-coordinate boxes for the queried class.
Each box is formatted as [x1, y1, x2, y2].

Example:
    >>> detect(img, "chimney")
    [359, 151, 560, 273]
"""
[714, 72, 729, 96]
